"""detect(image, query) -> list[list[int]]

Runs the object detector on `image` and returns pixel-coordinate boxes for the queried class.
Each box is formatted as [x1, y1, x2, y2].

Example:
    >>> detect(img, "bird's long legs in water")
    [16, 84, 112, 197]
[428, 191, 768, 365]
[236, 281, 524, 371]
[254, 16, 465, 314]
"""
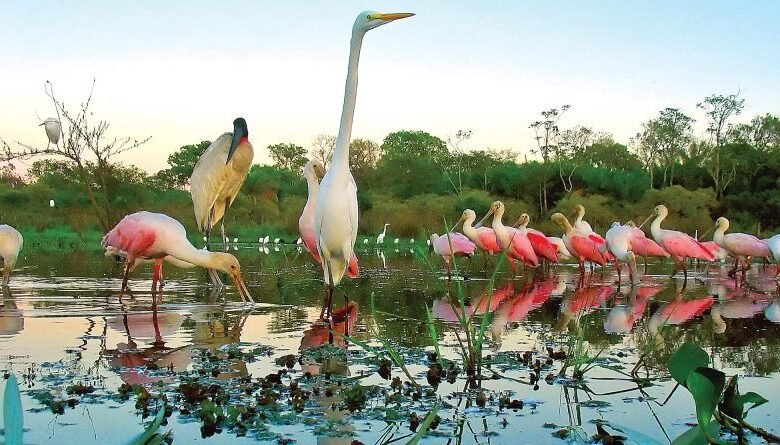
[119, 258, 136, 304]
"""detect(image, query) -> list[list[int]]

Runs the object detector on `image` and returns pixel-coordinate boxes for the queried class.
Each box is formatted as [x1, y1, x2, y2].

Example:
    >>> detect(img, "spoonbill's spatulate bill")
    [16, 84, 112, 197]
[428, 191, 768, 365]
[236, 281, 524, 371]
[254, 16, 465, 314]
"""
[190, 117, 254, 249]
[102, 211, 253, 303]
[0, 225, 23, 286]
[313, 11, 413, 317]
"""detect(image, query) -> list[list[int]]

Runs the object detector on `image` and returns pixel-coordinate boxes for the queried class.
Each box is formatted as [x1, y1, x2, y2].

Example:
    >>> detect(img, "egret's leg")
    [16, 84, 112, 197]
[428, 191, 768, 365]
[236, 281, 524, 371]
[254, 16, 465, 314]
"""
[325, 265, 335, 344]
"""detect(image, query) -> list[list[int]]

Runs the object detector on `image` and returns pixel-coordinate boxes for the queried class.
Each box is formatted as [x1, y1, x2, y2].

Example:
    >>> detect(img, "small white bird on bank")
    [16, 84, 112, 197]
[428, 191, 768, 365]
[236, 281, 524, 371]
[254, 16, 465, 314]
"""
[376, 223, 390, 245]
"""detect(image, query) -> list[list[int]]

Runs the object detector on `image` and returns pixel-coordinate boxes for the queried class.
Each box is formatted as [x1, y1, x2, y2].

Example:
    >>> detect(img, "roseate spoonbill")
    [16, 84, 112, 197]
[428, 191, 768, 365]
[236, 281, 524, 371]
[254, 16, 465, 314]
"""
[571, 204, 613, 262]
[550, 213, 609, 275]
[314, 11, 413, 317]
[514, 213, 559, 263]
[430, 232, 476, 277]
[102, 211, 252, 303]
[605, 223, 640, 284]
[478, 201, 538, 270]
[376, 223, 390, 245]
[624, 220, 670, 273]
[455, 209, 501, 269]
[299, 160, 359, 279]
[765, 234, 780, 276]
[712, 217, 771, 280]
[701, 241, 730, 262]
[546, 236, 572, 261]
[40, 117, 61, 146]
[0, 225, 23, 286]
[190, 117, 254, 250]
[640, 205, 715, 279]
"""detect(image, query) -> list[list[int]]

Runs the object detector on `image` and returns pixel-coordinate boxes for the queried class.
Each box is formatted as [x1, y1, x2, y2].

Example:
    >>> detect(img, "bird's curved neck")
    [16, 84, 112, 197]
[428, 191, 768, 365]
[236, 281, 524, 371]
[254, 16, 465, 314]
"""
[561, 220, 574, 235]
[574, 211, 584, 225]
[331, 32, 364, 173]
[304, 171, 320, 202]
[650, 213, 665, 239]
[713, 224, 726, 243]
[166, 243, 215, 270]
[381, 224, 388, 235]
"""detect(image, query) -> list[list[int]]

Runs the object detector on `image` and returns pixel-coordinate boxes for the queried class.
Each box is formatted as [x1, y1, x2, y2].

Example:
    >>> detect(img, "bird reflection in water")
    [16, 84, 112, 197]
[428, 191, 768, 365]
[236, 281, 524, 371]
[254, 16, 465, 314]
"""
[103, 300, 250, 384]
[300, 302, 358, 377]
[553, 282, 614, 333]
[604, 284, 663, 334]
[0, 287, 23, 337]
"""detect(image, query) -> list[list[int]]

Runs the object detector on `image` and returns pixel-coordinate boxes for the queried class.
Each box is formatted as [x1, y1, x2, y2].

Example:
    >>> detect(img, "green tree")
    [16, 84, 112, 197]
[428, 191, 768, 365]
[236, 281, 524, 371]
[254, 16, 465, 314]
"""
[349, 138, 381, 181]
[636, 108, 694, 188]
[268, 143, 307, 171]
[529, 105, 570, 211]
[697, 92, 745, 199]
[583, 136, 642, 170]
[381, 130, 448, 163]
[155, 140, 211, 189]
[731, 113, 780, 153]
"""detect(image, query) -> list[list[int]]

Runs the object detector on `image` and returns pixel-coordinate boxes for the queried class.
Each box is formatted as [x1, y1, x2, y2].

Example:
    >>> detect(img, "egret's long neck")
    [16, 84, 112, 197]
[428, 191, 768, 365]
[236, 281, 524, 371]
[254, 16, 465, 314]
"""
[331, 32, 364, 173]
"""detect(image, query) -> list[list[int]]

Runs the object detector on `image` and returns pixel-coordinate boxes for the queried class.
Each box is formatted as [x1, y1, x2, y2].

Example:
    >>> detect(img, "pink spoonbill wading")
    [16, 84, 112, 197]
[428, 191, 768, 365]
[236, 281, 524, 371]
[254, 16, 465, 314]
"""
[550, 213, 609, 276]
[624, 220, 670, 274]
[313, 11, 414, 319]
[605, 222, 640, 284]
[455, 209, 501, 270]
[711, 216, 771, 281]
[641, 205, 715, 280]
[430, 232, 476, 278]
[478, 201, 538, 272]
[514, 213, 559, 264]
[102, 211, 253, 304]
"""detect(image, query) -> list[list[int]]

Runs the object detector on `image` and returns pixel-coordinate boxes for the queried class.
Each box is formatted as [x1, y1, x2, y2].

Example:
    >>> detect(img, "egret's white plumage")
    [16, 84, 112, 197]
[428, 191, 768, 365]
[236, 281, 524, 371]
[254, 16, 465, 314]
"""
[40, 117, 61, 146]
[0, 225, 23, 286]
[376, 223, 390, 245]
[314, 11, 413, 313]
[190, 118, 253, 246]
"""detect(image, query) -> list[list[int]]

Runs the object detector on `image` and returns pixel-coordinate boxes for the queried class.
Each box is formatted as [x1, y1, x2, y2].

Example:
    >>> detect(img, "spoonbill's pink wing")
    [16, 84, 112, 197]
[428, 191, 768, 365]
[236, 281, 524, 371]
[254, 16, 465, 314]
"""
[722, 233, 771, 258]
[660, 232, 715, 261]
[476, 227, 501, 254]
[527, 231, 559, 262]
[571, 235, 608, 265]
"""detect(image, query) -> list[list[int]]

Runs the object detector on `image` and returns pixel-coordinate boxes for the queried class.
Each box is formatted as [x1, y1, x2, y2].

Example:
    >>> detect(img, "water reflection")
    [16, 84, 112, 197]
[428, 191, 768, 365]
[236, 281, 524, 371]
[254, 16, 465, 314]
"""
[300, 301, 358, 376]
[0, 287, 23, 336]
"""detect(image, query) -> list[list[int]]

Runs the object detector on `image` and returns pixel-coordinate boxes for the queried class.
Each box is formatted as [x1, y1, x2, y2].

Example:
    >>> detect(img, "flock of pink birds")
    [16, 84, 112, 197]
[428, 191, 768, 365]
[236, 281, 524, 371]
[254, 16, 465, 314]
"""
[426, 201, 780, 285]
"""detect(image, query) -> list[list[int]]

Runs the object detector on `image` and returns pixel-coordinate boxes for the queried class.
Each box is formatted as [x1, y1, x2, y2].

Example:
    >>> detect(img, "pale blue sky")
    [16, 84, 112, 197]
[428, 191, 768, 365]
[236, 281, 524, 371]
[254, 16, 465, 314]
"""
[1, 1, 778, 172]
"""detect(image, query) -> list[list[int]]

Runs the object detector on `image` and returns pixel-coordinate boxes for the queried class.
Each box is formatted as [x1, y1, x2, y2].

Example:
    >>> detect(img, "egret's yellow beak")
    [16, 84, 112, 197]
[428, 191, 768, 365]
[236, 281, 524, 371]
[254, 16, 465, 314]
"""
[371, 12, 415, 21]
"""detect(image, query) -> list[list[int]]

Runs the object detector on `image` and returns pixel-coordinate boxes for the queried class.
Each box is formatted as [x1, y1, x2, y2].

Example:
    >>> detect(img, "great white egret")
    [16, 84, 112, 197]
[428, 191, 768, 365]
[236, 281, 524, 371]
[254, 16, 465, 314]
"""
[376, 223, 390, 244]
[190, 118, 253, 250]
[314, 11, 413, 317]
[0, 225, 23, 286]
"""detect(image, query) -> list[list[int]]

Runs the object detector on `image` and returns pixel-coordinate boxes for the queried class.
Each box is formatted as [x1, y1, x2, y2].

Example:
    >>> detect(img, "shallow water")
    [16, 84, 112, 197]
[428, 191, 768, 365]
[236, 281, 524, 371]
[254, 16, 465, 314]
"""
[1, 245, 779, 444]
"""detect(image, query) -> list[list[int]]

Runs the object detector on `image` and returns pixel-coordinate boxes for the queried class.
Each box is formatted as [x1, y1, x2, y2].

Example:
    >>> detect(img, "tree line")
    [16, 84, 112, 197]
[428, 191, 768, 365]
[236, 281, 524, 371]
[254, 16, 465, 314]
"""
[1, 84, 779, 241]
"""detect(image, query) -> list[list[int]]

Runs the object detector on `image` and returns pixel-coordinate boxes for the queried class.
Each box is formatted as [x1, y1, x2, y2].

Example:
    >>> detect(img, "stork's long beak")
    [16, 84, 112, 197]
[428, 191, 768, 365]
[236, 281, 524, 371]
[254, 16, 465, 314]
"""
[230, 271, 253, 304]
[227, 132, 241, 164]
[371, 12, 415, 21]
[474, 208, 494, 229]
[38, 122, 45, 126]
[637, 214, 654, 230]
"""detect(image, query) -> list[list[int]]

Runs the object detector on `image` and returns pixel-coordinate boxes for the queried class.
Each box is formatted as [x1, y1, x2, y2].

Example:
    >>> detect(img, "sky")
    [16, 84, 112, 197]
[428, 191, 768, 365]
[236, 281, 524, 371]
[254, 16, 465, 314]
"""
[1, 1, 778, 173]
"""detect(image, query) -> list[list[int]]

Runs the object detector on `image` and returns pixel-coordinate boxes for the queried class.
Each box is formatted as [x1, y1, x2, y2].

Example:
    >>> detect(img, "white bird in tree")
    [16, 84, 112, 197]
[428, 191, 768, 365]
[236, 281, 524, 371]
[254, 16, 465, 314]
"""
[40, 117, 61, 147]
[0, 225, 23, 286]
[190, 118, 254, 250]
[314, 11, 413, 317]
[376, 223, 390, 245]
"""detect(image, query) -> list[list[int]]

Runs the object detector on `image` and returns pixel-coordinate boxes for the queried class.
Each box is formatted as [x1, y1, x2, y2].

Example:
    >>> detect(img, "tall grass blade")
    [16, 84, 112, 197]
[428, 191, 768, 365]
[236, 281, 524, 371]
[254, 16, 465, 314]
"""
[2, 374, 23, 445]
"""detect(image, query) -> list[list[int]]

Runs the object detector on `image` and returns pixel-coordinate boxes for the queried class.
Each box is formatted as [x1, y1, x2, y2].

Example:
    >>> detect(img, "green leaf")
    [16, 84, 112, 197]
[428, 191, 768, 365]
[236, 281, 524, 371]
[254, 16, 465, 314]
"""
[668, 343, 709, 387]
[686, 367, 726, 432]
[672, 421, 721, 445]
[3, 374, 23, 445]
[718, 375, 742, 420]
[124, 403, 167, 445]
[738, 391, 768, 418]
